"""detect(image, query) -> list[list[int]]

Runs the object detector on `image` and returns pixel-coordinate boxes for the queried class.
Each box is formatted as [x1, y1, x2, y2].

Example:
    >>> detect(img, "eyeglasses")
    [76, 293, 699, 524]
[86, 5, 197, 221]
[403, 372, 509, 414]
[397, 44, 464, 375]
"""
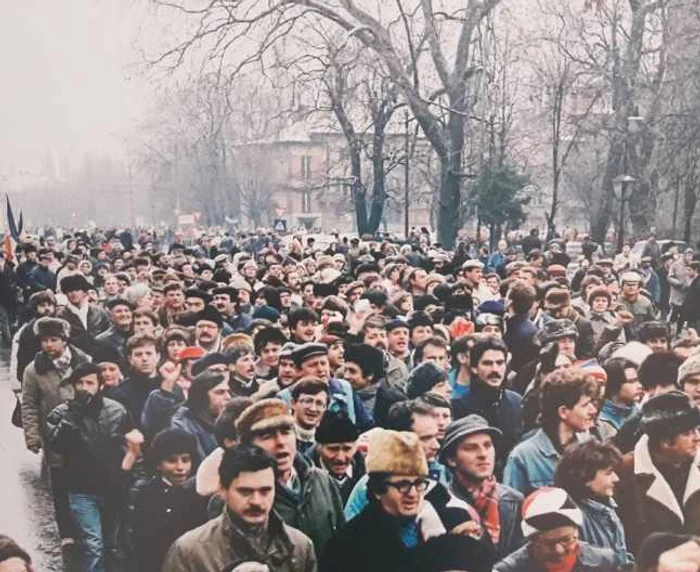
[385, 478, 429, 494]
[297, 397, 327, 409]
[537, 533, 578, 551]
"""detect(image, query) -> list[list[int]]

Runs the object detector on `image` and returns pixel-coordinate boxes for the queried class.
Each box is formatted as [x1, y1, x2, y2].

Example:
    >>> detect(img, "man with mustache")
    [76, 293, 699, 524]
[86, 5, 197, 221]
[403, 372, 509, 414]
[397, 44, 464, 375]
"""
[162, 445, 316, 572]
[236, 398, 344, 556]
[452, 338, 523, 474]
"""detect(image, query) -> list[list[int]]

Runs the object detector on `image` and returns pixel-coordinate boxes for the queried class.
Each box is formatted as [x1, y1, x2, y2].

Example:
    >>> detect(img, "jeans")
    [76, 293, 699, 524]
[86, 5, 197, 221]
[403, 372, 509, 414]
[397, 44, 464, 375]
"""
[68, 493, 119, 572]
[47, 465, 76, 540]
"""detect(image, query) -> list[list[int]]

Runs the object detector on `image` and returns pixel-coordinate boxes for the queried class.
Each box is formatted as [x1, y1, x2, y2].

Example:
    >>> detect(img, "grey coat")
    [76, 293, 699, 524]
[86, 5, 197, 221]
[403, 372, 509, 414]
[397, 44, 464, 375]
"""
[493, 541, 618, 571]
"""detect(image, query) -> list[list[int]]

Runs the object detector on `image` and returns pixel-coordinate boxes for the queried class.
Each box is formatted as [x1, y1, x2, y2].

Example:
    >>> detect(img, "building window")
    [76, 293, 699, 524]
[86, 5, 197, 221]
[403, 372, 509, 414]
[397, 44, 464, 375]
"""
[302, 190, 312, 213]
[301, 155, 312, 180]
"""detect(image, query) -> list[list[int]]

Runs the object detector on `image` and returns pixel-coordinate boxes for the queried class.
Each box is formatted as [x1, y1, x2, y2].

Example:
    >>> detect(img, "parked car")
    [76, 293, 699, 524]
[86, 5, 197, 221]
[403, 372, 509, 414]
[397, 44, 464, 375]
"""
[630, 239, 687, 264]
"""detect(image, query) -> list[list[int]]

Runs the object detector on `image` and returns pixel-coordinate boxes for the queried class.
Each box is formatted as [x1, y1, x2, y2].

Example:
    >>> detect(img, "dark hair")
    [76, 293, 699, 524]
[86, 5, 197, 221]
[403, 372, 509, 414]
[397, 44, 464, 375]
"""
[126, 333, 158, 356]
[214, 397, 254, 447]
[603, 358, 637, 398]
[163, 281, 184, 294]
[639, 321, 670, 343]
[508, 280, 536, 314]
[554, 441, 623, 501]
[149, 428, 198, 469]
[218, 445, 277, 489]
[367, 472, 390, 497]
[133, 307, 159, 327]
[540, 368, 600, 432]
[291, 379, 330, 401]
[469, 337, 508, 368]
[414, 335, 449, 364]
[288, 307, 318, 331]
[385, 400, 434, 431]
[0, 535, 32, 567]
[450, 335, 477, 370]
[416, 393, 451, 411]
[362, 314, 387, 335]
[638, 352, 681, 391]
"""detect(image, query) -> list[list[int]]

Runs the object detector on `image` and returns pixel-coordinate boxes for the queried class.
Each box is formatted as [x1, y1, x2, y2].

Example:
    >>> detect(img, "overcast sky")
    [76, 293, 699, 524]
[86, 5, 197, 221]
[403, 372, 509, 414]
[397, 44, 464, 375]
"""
[0, 0, 152, 174]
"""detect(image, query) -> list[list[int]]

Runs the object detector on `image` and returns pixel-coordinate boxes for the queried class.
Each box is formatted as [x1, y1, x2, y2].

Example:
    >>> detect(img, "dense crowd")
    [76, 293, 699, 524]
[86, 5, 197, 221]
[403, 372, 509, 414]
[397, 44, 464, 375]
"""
[2, 225, 700, 572]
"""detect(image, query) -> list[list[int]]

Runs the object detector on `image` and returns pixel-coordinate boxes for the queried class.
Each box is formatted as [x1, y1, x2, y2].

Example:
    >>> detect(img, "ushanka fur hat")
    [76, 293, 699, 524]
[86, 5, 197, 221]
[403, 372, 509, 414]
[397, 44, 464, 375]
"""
[33, 317, 71, 340]
[236, 399, 294, 443]
[640, 391, 700, 440]
[366, 429, 429, 477]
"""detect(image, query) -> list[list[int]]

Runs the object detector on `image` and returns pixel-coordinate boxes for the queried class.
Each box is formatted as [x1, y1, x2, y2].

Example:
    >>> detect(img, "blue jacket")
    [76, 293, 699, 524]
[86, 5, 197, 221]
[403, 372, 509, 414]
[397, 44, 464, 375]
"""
[170, 406, 218, 468]
[599, 399, 636, 433]
[578, 497, 633, 566]
[487, 251, 506, 273]
[503, 315, 539, 372]
[504, 429, 571, 496]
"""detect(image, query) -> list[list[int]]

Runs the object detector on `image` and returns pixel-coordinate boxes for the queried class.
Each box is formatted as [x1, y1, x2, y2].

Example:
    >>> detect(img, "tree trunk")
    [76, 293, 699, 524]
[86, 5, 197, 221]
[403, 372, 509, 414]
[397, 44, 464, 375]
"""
[438, 156, 462, 248]
[684, 182, 697, 243]
[367, 117, 388, 234]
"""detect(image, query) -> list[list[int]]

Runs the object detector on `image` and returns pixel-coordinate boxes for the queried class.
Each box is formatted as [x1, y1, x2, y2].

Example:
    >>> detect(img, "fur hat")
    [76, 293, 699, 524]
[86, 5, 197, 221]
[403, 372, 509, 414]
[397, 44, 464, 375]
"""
[406, 362, 447, 399]
[194, 306, 224, 328]
[679, 353, 700, 385]
[544, 288, 571, 308]
[366, 429, 429, 477]
[236, 398, 294, 442]
[638, 321, 670, 343]
[191, 352, 230, 378]
[60, 274, 92, 293]
[521, 487, 582, 539]
[537, 319, 578, 345]
[222, 333, 255, 352]
[33, 317, 71, 340]
[640, 391, 700, 440]
[148, 428, 198, 467]
[587, 286, 612, 306]
[62, 362, 102, 387]
[343, 344, 385, 380]
[316, 411, 359, 445]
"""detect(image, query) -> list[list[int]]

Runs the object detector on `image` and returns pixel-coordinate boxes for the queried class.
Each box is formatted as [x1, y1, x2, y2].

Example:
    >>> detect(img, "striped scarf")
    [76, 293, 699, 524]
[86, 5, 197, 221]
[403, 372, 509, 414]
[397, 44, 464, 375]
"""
[467, 476, 501, 546]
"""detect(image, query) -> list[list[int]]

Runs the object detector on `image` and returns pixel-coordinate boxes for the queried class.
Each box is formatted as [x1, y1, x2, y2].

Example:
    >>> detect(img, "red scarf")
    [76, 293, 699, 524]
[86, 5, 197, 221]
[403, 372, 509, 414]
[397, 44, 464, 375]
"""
[539, 546, 580, 572]
[467, 476, 501, 546]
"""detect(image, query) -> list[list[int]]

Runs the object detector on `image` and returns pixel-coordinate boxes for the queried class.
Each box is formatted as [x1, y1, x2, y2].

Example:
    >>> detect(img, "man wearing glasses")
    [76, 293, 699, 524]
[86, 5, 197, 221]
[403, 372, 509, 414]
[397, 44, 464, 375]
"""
[493, 487, 617, 571]
[319, 430, 431, 572]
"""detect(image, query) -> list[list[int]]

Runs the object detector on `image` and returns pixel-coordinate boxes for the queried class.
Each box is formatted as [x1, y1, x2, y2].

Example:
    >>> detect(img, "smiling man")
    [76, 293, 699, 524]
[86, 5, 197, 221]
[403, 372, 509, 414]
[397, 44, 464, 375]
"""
[291, 380, 329, 456]
[162, 445, 316, 572]
[236, 398, 344, 555]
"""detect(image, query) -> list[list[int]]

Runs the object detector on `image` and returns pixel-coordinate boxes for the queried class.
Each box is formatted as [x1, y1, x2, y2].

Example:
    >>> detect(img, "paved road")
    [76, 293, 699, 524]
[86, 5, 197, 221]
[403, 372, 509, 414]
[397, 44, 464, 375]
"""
[0, 349, 64, 571]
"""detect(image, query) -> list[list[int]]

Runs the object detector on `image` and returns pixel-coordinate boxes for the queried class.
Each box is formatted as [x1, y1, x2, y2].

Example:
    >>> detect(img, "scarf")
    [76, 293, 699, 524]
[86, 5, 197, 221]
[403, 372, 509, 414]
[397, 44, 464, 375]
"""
[467, 476, 500, 546]
[538, 545, 580, 572]
[53, 349, 72, 377]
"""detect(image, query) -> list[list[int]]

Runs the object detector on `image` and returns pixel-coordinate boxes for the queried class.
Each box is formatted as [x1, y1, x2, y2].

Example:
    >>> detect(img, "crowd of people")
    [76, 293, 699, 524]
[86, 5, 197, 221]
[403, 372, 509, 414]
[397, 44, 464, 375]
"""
[2, 225, 700, 571]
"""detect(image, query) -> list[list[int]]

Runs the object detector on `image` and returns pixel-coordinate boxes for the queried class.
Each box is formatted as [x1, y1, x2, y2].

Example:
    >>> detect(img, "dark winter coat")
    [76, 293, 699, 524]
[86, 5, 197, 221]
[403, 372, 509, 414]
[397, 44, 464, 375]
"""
[57, 304, 111, 355]
[127, 476, 208, 572]
[169, 406, 218, 467]
[107, 371, 163, 429]
[45, 395, 133, 494]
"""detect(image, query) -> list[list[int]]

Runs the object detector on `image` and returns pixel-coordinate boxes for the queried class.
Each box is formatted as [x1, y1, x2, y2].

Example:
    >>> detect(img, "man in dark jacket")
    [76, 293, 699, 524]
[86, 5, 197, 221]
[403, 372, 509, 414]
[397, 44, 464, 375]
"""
[14, 290, 57, 385]
[57, 274, 110, 356]
[28, 249, 57, 292]
[441, 415, 524, 560]
[616, 391, 700, 555]
[46, 362, 140, 571]
[503, 281, 539, 373]
[237, 398, 345, 555]
[127, 428, 207, 572]
[94, 298, 134, 356]
[542, 288, 595, 359]
[452, 338, 523, 474]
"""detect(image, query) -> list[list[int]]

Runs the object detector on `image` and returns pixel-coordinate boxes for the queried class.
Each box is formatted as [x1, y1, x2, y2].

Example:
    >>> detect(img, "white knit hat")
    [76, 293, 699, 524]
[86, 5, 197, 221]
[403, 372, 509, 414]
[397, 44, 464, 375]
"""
[521, 487, 582, 539]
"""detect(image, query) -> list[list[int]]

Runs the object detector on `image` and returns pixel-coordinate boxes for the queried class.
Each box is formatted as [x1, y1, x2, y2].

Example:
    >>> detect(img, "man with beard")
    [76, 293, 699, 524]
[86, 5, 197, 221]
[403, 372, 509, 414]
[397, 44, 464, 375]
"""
[441, 415, 524, 560]
[236, 399, 344, 555]
[170, 372, 232, 468]
[57, 274, 111, 356]
[95, 298, 134, 355]
[504, 368, 599, 496]
[46, 362, 141, 571]
[162, 445, 316, 572]
[311, 411, 364, 504]
[452, 338, 522, 474]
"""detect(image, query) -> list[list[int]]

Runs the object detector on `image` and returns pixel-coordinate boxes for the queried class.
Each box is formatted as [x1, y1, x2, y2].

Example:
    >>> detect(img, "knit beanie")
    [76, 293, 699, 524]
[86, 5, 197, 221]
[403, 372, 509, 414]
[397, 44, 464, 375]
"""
[679, 353, 700, 385]
[315, 411, 359, 444]
[521, 487, 582, 539]
[406, 362, 447, 399]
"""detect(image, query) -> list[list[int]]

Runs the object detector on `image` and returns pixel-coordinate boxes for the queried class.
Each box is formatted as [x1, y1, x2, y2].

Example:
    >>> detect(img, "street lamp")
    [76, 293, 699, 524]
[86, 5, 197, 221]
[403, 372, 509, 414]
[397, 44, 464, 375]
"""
[613, 174, 635, 252]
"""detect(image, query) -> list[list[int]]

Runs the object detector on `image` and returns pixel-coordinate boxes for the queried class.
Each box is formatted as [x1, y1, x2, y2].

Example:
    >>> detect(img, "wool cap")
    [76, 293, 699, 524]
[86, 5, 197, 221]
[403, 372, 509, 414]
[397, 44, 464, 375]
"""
[194, 306, 224, 328]
[640, 391, 700, 440]
[62, 362, 103, 387]
[679, 353, 700, 385]
[34, 317, 71, 340]
[521, 487, 583, 539]
[184, 288, 213, 305]
[366, 429, 429, 477]
[537, 319, 578, 345]
[236, 398, 294, 442]
[292, 343, 328, 368]
[92, 343, 125, 369]
[620, 271, 643, 284]
[148, 428, 198, 467]
[386, 318, 410, 332]
[60, 274, 92, 293]
[252, 306, 280, 323]
[191, 352, 230, 377]
[315, 411, 359, 445]
[406, 362, 447, 399]
[478, 300, 505, 316]
[439, 415, 502, 464]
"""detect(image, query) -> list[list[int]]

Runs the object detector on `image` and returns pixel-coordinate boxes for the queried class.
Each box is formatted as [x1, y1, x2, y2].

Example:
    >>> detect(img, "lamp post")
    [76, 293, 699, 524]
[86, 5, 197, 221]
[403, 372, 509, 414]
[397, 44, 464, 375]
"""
[613, 174, 635, 252]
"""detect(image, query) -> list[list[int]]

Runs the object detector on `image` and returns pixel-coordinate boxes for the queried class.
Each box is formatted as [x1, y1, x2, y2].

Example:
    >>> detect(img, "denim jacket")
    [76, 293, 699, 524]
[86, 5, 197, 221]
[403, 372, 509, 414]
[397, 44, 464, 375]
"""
[578, 497, 633, 566]
[503, 429, 590, 496]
